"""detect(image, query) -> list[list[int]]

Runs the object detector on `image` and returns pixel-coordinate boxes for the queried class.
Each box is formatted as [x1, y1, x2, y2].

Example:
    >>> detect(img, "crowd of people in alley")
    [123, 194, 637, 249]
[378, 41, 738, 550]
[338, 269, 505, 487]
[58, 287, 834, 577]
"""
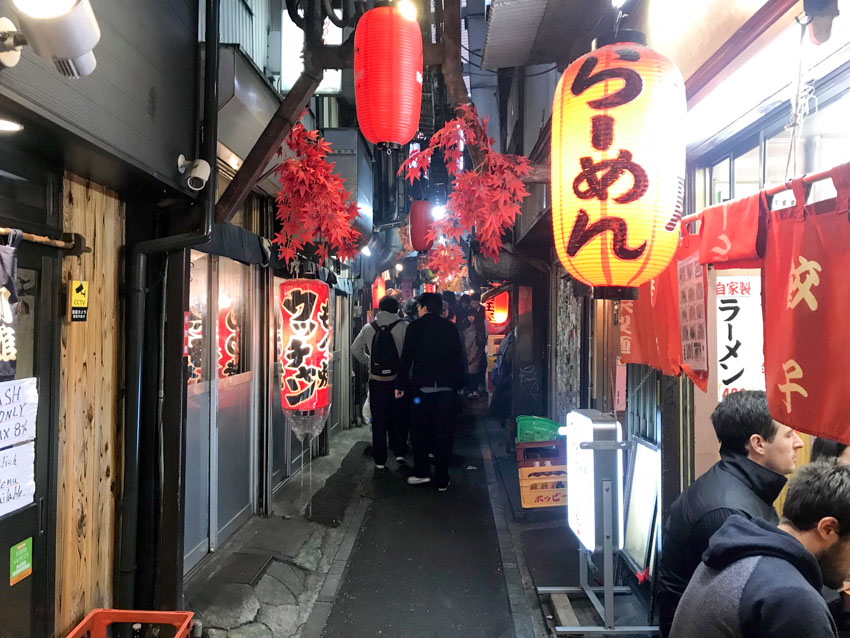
[661, 390, 850, 638]
[351, 290, 492, 491]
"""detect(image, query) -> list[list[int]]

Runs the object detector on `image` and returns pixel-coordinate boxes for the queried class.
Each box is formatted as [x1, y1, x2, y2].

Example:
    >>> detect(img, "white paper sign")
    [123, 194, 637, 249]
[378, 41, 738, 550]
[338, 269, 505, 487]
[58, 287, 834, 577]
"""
[0, 378, 38, 449]
[0, 441, 35, 518]
[716, 275, 766, 401]
[678, 254, 708, 371]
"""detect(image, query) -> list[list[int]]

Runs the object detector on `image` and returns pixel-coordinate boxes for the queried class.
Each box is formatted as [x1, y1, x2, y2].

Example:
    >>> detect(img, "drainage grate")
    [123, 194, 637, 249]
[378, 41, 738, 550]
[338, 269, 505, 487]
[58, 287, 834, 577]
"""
[216, 552, 273, 586]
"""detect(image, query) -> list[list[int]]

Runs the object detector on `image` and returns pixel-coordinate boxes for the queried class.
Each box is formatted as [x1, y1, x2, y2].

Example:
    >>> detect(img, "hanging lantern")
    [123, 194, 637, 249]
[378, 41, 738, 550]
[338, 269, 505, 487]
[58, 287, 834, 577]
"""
[354, 4, 423, 147]
[484, 290, 509, 330]
[278, 279, 332, 413]
[371, 276, 386, 309]
[409, 200, 434, 252]
[551, 31, 686, 299]
[217, 305, 239, 378]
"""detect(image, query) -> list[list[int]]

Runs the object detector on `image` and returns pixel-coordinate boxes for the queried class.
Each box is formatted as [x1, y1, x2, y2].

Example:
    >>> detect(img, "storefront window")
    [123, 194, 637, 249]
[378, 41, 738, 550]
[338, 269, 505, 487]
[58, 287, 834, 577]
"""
[710, 158, 730, 204]
[217, 258, 252, 377]
[188, 251, 210, 385]
[733, 146, 760, 199]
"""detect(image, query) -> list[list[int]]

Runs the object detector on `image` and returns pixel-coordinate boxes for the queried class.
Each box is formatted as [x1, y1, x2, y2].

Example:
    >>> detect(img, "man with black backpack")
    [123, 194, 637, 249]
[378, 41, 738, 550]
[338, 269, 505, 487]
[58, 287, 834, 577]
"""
[352, 295, 409, 469]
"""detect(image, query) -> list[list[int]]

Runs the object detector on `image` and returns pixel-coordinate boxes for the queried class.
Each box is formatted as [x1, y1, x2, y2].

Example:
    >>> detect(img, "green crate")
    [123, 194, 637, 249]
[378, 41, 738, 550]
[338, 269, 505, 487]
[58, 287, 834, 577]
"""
[516, 416, 561, 443]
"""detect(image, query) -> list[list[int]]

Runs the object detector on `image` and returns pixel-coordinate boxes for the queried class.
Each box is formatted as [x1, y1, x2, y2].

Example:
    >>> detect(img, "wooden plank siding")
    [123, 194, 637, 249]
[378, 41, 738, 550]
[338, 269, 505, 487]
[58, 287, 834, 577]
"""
[55, 174, 124, 636]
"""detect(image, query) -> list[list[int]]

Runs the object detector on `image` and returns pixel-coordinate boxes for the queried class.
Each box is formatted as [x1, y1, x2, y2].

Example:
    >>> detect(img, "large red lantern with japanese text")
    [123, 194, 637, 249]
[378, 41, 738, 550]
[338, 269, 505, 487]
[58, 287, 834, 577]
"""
[551, 32, 686, 298]
[484, 290, 509, 334]
[354, 5, 423, 146]
[409, 200, 434, 252]
[278, 279, 332, 414]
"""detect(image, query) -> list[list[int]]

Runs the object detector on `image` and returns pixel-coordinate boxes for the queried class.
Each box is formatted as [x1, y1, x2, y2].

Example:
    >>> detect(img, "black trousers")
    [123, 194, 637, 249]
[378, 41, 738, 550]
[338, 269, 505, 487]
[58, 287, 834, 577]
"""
[369, 380, 409, 465]
[410, 390, 457, 486]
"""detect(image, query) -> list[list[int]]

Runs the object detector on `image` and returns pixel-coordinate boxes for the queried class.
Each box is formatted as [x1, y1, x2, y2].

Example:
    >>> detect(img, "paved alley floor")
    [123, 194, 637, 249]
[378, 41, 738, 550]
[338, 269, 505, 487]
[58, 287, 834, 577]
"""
[320, 405, 515, 638]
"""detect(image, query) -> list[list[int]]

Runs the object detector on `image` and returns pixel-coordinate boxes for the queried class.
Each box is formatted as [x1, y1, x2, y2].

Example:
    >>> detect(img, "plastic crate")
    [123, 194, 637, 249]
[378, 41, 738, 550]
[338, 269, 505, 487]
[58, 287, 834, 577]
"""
[65, 609, 194, 638]
[519, 476, 567, 509]
[516, 439, 565, 464]
[516, 416, 561, 442]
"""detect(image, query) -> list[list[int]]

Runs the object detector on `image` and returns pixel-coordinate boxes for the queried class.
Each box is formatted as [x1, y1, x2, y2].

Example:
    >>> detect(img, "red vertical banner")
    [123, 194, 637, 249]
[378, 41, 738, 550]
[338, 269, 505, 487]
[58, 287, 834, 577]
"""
[279, 279, 332, 411]
[217, 306, 239, 378]
[763, 166, 850, 442]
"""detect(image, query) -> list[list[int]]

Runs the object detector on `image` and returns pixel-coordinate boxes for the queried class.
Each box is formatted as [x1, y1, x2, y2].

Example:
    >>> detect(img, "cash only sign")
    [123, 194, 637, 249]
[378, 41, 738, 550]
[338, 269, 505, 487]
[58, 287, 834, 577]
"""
[0, 377, 38, 518]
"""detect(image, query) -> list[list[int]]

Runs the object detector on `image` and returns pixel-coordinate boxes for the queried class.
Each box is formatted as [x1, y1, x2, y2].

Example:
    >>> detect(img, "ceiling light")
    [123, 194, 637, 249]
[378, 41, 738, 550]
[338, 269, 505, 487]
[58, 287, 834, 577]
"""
[0, 118, 23, 133]
[397, 0, 417, 21]
[361, 246, 372, 257]
[612, 0, 627, 8]
[1, 0, 101, 78]
[395, 263, 404, 272]
[431, 205, 446, 221]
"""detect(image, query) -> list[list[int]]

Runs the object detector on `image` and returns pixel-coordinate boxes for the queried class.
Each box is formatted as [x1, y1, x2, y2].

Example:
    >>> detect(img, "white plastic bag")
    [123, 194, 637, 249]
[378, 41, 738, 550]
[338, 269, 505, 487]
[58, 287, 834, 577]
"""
[362, 391, 372, 423]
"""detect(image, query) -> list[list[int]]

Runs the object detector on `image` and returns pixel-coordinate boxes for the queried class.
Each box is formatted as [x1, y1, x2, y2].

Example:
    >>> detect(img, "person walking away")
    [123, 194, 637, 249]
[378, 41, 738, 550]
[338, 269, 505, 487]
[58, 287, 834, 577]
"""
[402, 298, 419, 324]
[656, 390, 804, 637]
[352, 295, 408, 469]
[670, 459, 850, 638]
[395, 292, 465, 491]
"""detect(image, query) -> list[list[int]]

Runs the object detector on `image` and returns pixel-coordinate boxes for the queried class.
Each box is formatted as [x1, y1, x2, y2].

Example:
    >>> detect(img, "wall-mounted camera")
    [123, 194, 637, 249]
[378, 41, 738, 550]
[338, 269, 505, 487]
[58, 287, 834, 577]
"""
[177, 154, 211, 192]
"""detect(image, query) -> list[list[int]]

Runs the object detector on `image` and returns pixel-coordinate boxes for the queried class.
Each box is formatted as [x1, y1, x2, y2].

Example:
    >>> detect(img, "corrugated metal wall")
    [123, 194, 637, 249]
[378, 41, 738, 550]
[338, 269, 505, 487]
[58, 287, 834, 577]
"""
[200, 0, 272, 75]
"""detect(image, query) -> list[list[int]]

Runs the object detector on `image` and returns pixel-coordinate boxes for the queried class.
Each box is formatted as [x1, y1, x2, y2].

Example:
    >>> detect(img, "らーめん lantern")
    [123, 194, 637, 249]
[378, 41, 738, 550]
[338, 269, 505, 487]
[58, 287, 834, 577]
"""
[409, 200, 434, 252]
[551, 31, 685, 299]
[354, 5, 423, 147]
[278, 279, 332, 416]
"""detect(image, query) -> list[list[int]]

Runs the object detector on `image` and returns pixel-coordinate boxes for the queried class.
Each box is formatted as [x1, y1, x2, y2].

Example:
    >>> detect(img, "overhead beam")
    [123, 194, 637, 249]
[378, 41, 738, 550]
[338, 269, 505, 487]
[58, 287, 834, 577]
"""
[215, 71, 321, 223]
[523, 163, 550, 184]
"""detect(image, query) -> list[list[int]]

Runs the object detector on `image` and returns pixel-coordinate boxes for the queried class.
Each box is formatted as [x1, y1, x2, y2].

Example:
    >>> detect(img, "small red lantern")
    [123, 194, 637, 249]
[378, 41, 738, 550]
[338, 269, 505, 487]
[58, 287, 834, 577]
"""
[279, 279, 332, 411]
[354, 5, 423, 146]
[371, 276, 386, 309]
[484, 291, 509, 328]
[423, 283, 436, 293]
[551, 32, 686, 298]
[409, 200, 434, 252]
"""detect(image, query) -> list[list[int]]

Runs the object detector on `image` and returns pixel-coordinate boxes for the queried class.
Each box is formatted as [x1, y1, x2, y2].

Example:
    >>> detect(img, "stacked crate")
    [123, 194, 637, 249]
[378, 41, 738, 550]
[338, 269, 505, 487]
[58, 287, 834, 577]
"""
[516, 416, 567, 509]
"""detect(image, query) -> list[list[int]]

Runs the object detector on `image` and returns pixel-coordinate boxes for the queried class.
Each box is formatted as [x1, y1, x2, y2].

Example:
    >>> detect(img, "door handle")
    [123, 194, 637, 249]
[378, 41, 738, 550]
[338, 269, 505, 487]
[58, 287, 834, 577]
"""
[38, 497, 45, 534]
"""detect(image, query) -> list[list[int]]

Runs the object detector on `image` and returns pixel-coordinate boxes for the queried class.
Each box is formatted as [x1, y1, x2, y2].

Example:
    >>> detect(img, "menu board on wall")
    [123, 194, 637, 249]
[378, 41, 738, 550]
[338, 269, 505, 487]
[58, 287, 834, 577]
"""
[716, 275, 766, 401]
[678, 254, 708, 371]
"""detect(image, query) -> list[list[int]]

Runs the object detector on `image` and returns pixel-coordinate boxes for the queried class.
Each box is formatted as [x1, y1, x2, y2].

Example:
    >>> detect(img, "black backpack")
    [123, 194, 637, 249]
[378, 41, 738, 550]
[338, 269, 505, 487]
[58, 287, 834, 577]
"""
[370, 320, 401, 377]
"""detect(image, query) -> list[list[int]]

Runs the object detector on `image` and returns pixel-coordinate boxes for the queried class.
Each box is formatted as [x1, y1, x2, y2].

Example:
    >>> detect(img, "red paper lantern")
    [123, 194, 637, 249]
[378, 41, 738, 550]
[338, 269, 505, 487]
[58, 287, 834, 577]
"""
[551, 32, 686, 298]
[409, 200, 434, 252]
[484, 291, 509, 326]
[278, 279, 332, 411]
[371, 276, 386, 309]
[354, 5, 423, 146]
[217, 306, 239, 378]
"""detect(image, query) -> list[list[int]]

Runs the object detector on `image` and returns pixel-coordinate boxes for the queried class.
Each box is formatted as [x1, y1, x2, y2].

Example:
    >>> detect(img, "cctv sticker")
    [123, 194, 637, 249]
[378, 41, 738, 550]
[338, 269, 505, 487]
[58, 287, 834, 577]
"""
[68, 280, 88, 323]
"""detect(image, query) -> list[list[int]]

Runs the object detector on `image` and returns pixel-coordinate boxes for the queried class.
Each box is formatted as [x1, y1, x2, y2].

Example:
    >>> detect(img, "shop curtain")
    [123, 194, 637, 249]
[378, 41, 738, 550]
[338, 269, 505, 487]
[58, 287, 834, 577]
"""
[619, 229, 709, 392]
[698, 192, 767, 269]
[763, 163, 850, 443]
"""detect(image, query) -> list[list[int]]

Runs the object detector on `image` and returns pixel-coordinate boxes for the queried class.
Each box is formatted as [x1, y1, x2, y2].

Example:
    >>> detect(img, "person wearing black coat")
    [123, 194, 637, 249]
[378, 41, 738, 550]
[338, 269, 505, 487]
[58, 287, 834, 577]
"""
[395, 292, 465, 491]
[657, 390, 804, 636]
[671, 460, 850, 638]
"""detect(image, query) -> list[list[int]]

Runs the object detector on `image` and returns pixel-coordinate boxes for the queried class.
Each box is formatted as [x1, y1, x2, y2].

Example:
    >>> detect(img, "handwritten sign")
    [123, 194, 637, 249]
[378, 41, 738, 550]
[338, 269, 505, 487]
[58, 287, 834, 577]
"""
[0, 378, 37, 449]
[0, 442, 35, 518]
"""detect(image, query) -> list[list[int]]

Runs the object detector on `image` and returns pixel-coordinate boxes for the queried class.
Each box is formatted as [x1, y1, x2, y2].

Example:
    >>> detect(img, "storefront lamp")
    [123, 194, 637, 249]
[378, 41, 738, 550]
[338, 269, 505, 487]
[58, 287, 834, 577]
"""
[484, 290, 509, 326]
[354, 5, 423, 147]
[0, 0, 101, 78]
[551, 31, 686, 299]
[371, 276, 386, 309]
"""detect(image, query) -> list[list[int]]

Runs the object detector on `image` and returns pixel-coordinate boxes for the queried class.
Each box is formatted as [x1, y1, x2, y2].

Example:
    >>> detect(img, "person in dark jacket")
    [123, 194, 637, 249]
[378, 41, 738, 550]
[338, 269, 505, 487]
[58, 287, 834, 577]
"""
[671, 459, 850, 638]
[657, 390, 804, 636]
[395, 292, 465, 491]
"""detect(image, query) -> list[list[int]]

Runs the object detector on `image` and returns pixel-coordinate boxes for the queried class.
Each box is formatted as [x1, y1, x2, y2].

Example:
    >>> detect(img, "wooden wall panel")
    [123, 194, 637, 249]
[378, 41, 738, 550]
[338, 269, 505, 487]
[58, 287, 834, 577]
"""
[55, 174, 124, 636]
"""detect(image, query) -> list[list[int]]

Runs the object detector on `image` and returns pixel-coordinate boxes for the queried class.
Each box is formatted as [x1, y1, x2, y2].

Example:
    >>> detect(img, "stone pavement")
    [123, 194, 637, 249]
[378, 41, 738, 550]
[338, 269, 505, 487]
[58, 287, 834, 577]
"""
[186, 426, 374, 638]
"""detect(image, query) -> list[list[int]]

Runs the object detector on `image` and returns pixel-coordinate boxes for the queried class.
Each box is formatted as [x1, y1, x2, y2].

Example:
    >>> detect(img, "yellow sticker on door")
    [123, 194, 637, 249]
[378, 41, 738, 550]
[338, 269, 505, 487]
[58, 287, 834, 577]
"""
[10, 537, 32, 586]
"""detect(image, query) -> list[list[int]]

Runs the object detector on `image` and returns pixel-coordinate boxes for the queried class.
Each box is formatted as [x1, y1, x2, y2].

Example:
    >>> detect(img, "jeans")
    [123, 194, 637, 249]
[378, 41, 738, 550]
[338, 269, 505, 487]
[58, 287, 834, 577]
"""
[369, 380, 409, 465]
[410, 390, 457, 487]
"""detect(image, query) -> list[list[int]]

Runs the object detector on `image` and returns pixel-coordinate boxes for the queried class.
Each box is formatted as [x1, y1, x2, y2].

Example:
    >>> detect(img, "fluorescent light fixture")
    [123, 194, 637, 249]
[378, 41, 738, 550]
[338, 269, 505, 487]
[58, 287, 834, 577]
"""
[361, 246, 372, 257]
[395, 263, 404, 272]
[0, 118, 23, 133]
[397, 0, 417, 21]
[2, 0, 101, 78]
[431, 205, 446, 220]
[612, 0, 627, 8]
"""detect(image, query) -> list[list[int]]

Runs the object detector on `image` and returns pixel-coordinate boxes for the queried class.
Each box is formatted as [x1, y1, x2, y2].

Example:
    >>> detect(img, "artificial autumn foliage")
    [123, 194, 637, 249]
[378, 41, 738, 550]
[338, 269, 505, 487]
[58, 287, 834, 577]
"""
[399, 104, 531, 260]
[273, 121, 362, 265]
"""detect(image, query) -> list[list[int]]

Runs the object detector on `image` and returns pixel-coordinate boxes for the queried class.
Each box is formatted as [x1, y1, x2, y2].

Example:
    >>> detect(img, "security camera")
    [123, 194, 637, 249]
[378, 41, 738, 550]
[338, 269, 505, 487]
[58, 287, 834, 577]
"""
[0, 0, 102, 78]
[178, 155, 212, 192]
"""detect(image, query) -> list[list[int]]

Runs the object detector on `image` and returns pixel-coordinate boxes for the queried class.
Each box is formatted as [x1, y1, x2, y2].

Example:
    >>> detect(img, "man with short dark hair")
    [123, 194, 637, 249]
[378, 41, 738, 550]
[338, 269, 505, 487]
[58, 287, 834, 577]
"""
[657, 390, 804, 636]
[352, 295, 408, 469]
[671, 459, 850, 637]
[395, 292, 465, 490]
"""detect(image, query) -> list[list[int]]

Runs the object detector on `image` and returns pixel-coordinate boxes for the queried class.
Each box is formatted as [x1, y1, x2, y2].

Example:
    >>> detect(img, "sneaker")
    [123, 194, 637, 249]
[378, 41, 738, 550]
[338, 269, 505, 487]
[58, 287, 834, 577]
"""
[375, 464, 385, 469]
[437, 481, 451, 492]
[395, 456, 408, 463]
[407, 476, 431, 485]
[427, 453, 435, 460]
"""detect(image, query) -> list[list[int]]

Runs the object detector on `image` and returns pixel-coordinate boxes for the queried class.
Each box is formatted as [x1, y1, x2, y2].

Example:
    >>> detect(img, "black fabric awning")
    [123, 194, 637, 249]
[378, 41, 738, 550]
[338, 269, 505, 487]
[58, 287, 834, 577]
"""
[194, 223, 270, 266]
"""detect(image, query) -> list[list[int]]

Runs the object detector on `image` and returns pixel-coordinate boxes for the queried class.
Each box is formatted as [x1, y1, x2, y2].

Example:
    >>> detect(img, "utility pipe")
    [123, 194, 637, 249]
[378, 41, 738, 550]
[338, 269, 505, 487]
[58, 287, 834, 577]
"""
[116, 0, 219, 609]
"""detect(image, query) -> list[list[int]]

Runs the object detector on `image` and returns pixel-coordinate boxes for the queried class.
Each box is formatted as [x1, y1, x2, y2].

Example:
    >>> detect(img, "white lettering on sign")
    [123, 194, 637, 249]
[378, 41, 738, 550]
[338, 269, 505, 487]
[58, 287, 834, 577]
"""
[0, 378, 38, 449]
[0, 441, 35, 518]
